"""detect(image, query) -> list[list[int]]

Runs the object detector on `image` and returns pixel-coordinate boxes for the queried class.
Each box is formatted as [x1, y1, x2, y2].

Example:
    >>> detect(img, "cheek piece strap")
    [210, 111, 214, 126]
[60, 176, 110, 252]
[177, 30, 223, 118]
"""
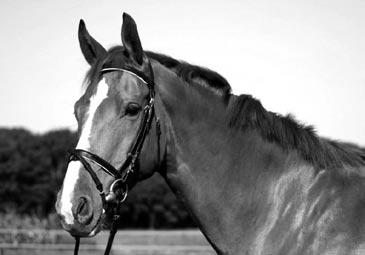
[68, 66, 160, 255]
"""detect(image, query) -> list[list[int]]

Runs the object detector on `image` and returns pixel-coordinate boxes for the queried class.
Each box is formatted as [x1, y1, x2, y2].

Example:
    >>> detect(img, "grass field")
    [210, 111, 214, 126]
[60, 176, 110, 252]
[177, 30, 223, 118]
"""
[0, 229, 216, 255]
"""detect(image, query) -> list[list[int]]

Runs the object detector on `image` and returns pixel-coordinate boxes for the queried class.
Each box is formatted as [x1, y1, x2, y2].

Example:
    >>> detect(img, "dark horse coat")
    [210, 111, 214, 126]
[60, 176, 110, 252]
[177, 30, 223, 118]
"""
[56, 13, 365, 255]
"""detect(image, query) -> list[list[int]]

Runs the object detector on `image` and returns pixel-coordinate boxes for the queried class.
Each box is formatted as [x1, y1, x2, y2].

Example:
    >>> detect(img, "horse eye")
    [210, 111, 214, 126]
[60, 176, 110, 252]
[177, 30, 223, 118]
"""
[125, 103, 141, 116]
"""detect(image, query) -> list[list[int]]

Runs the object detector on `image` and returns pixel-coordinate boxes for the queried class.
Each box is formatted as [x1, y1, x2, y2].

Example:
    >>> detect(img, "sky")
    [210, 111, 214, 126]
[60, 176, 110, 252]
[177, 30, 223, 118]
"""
[0, 0, 365, 145]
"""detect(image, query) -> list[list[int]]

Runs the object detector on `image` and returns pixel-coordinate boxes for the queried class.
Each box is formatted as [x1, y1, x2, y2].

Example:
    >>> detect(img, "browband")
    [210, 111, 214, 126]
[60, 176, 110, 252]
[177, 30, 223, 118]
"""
[101, 68, 148, 84]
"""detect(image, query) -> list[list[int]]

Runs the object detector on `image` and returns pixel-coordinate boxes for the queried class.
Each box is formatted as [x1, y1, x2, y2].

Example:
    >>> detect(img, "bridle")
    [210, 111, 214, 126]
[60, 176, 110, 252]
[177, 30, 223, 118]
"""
[68, 66, 160, 255]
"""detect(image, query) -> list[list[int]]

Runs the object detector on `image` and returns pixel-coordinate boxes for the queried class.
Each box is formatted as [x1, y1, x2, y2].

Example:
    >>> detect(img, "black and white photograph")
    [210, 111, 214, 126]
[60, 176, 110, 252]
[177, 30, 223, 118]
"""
[0, 0, 364, 254]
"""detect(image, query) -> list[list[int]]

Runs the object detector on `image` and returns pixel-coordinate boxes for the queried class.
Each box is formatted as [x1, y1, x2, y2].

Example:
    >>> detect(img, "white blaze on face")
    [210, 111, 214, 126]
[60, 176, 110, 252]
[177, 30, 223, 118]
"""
[59, 79, 109, 225]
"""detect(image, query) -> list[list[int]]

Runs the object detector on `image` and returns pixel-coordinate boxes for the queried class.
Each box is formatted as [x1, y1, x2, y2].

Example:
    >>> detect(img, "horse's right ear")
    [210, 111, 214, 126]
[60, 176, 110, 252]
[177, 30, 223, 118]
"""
[78, 19, 106, 65]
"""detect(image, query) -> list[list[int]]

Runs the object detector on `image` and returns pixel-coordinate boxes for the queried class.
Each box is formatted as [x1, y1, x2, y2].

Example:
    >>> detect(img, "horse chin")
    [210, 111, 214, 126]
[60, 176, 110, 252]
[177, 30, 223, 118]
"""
[85, 208, 120, 237]
[87, 210, 107, 237]
[87, 222, 102, 237]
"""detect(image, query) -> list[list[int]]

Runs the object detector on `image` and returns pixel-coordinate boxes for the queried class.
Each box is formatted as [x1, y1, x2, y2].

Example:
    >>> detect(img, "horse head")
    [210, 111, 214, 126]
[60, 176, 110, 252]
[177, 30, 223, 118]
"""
[55, 13, 162, 237]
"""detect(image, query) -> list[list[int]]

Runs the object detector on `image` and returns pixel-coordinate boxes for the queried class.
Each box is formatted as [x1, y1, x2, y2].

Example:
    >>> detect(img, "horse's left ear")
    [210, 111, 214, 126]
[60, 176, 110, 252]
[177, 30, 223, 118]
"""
[121, 13, 144, 65]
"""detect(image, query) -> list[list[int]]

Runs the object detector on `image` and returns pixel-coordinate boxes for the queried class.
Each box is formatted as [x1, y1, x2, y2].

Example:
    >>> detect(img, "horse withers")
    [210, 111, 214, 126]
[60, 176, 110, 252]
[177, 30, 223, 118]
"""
[56, 13, 365, 255]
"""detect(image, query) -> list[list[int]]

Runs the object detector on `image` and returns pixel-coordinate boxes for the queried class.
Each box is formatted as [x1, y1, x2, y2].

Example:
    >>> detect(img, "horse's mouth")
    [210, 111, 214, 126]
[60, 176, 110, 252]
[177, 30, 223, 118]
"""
[87, 208, 120, 237]
[87, 222, 103, 237]
[58, 208, 107, 238]
[86, 210, 109, 237]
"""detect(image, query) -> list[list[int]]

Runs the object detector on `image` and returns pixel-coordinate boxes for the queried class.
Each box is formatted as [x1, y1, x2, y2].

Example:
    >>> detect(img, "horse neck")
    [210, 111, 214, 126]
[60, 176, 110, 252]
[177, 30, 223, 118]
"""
[152, 61, 300, 253]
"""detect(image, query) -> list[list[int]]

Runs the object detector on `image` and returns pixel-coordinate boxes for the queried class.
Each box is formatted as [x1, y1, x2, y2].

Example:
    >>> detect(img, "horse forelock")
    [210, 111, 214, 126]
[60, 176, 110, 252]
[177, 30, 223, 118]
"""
[82, 47, 126, 98]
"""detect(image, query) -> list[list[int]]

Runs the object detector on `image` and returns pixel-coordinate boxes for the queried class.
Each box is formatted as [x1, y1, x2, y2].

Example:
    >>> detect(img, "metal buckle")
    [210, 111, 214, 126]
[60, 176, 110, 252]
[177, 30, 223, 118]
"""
[119, 185, 128, 203]
[105, 179, 129, 204]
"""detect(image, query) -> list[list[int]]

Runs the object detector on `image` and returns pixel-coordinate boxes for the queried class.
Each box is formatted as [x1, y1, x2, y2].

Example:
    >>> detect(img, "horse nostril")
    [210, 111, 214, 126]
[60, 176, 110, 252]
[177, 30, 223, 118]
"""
[77, 197, 87, 215]
[73, 196, 93, 225]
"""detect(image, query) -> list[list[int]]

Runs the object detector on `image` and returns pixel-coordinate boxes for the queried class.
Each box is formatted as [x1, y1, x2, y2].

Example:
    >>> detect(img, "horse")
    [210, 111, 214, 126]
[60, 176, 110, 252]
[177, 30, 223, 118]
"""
[55, 13, 365, 255]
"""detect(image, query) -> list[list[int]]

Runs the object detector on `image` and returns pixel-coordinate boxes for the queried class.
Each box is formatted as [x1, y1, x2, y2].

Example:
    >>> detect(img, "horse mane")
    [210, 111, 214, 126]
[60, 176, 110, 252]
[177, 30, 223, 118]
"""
[228, 94, 365, 170]
[148, 51, 365, 170]
[145, 51, 231, 100]
[84, 46, 365, 171]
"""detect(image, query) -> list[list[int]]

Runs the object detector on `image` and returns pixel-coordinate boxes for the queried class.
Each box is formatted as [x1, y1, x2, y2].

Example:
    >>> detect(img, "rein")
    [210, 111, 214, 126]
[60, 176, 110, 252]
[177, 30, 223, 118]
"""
[69, 67, 159, 255]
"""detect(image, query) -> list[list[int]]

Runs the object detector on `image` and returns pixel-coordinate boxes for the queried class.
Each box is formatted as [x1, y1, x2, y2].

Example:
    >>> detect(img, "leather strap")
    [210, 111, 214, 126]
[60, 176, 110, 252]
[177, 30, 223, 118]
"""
[73, 236, 80, 255]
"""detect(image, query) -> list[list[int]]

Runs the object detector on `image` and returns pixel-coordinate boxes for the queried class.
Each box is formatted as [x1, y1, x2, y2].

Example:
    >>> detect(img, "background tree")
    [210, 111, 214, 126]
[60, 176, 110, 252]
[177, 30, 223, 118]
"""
[0, 128, 195, 229]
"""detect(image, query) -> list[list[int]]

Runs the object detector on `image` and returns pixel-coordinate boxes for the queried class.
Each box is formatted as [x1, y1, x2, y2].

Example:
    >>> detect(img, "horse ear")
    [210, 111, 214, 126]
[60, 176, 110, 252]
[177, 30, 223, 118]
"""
[121, 13, 144, 65]
[78, 19, 106, 65]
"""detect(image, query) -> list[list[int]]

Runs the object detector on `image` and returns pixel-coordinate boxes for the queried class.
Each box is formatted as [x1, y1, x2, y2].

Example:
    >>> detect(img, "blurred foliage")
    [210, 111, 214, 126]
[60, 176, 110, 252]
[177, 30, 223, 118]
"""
[0, 128, 195, 229]
[0, 212, 60, 229]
